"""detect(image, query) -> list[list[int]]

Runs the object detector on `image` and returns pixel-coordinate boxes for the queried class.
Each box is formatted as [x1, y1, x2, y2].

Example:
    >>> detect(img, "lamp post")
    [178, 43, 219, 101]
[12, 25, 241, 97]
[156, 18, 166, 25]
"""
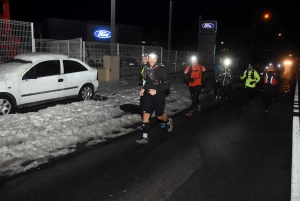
[111, 0, 116, 56]
[167, 1, 173, 70]
[249, 12, 269, 62]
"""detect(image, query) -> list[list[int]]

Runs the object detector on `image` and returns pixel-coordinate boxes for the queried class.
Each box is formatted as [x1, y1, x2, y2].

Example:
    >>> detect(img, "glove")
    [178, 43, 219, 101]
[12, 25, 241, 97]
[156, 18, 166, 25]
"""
[250, 81, 256, 85]
[189, 78, 195, 83]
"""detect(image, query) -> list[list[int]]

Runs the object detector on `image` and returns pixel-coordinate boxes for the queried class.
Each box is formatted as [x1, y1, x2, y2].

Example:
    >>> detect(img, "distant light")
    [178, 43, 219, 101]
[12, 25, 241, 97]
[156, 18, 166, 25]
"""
[284, 60, 292, 65]
[279, 33, 282, 36]
[278, 64, 281, 67]
[224, 58, 231, 66]
[142, 41, 146, 44]
[265, 66, 268, 69]
[221, 41, 224, 44]
[289, 54, 292, 57]
[269, 63, 272, 65]
[264, 14, 269, 18]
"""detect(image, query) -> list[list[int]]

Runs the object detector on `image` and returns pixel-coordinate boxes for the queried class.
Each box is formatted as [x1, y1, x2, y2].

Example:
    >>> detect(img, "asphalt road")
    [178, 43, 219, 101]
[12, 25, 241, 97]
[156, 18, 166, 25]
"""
[0, 71, 294, 201]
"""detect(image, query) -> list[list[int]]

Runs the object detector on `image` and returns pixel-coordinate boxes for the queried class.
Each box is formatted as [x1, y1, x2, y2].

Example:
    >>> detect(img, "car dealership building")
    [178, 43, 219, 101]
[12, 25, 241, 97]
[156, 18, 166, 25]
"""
[35, 18, 144, 45]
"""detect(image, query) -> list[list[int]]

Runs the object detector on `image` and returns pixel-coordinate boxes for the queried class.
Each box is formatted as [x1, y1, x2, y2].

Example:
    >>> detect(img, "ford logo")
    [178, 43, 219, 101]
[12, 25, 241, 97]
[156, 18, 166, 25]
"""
[202, 23, 214, 28]
[94, 30, 111, 38]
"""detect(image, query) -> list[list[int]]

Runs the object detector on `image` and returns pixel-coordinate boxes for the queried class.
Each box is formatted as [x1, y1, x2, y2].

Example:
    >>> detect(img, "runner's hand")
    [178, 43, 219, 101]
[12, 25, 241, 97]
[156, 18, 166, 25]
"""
[149, 89, 157, 96]
[140, 89, 145, 96]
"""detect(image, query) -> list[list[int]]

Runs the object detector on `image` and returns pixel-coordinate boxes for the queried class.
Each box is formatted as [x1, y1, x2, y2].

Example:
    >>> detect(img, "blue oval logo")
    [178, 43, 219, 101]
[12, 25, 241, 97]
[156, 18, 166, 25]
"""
[202, 23, 214, 28]
[94, 30, 111, 39]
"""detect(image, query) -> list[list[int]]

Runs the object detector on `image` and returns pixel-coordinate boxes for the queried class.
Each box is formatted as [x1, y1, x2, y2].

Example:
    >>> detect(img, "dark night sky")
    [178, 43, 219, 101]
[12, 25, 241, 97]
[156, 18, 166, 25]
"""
[8, 0, 300, 60]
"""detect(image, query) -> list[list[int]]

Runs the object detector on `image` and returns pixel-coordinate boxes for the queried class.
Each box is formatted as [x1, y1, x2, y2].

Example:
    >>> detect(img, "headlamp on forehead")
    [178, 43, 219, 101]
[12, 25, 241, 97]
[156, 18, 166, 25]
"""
[142, 54, 148, 57]
[191, 56, 197, 62]
[148, 53, 157, 58]
[224, 58, 231, 66]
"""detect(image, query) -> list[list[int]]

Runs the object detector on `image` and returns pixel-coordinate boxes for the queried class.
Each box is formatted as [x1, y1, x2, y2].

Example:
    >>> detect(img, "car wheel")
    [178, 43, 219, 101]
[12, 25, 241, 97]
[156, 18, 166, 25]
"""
[78, 84, 94, 101]
[0, 95, 14, 115]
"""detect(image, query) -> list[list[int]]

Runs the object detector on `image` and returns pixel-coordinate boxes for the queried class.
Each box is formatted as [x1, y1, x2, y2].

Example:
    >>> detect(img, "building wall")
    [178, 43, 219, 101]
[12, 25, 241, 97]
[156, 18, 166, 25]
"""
[35, 18, 143, 45]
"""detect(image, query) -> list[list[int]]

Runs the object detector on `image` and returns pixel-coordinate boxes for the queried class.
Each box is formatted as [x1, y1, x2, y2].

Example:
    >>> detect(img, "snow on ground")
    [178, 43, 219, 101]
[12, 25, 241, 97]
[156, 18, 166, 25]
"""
[0, 73, 201, 177]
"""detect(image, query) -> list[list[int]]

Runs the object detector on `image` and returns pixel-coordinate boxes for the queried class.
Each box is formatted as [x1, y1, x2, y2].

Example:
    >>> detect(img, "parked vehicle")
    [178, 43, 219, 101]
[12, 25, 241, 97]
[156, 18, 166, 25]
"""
[120, 53, 139, 68]
[0, 52, 99, 115]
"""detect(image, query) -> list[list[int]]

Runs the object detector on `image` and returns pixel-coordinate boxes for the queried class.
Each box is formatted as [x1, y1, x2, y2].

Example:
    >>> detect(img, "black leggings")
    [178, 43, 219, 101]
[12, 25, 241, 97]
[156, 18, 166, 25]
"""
[140, 96, 144, 118]
[189, 85, 202, 110]
[214, 81, 219, 97]
[219, 85, 230, 106]
[244, 87, 256, 106]
[263, 88, 275, 109]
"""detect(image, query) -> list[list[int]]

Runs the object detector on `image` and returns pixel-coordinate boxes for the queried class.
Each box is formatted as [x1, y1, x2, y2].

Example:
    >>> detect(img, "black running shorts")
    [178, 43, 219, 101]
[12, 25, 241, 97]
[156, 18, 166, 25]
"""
[143, 92, 165, 116]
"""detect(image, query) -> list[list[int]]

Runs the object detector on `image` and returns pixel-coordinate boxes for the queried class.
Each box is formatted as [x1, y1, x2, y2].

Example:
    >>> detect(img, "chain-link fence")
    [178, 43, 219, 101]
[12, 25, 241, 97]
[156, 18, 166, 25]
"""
[0, 18, 239, 76]
[0, 18, 33, 63]
[83, 41, 118, 68]
[35, 38, 82, 60]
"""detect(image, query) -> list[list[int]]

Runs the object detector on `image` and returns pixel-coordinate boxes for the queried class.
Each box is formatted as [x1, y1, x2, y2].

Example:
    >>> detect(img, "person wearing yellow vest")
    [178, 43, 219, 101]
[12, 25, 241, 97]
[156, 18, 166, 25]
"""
[139, 54, 149, 121]
[184, 56, 206, 117]
[240, 63, 260, 110]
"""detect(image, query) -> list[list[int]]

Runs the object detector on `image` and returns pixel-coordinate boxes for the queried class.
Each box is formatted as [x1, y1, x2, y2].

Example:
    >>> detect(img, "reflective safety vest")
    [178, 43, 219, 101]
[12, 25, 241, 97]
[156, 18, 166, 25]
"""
[141, 67, 146, 86]
[264, 71, 277, 85]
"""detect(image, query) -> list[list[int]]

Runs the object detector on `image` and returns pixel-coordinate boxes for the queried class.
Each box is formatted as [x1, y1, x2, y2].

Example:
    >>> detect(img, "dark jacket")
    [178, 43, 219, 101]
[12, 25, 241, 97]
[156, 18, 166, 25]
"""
[142, 64, 171, 95]
[218, 67, 232, 86]
[214, 63, 224, 80]
[262, 71, 277, 91]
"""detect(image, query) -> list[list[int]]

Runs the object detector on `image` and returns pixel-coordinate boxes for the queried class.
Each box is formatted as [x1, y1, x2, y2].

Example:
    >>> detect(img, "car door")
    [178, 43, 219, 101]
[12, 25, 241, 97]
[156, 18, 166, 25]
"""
[19, 60, 63, 104]
[62, 60, 88, 96]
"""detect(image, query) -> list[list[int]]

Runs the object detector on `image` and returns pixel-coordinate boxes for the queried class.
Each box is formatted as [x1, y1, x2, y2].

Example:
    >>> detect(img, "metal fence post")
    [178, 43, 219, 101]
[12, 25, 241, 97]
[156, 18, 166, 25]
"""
[142, 46, 144, 55]
[161, 47, 163, 64]
[175, 51, 177, 72]
[67, 40, 70, 56]
[117, 43, 119, 55]
[82, 41, 86, 63]
[79, 38, 82, 61]
[31, 23, 36, 52]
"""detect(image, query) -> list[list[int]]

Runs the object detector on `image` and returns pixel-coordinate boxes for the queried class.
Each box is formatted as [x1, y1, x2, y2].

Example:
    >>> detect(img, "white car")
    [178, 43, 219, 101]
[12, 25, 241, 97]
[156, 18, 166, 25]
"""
[0, 52, 99, 115]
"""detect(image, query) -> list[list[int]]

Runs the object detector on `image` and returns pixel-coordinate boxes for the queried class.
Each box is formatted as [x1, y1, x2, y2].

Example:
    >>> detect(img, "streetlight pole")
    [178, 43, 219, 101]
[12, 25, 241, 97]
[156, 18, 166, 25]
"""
[197, 15, 202, 56]
[167, 1, 173, 70]
[249, 12, 256, 62]
[111, 0, 116, 55]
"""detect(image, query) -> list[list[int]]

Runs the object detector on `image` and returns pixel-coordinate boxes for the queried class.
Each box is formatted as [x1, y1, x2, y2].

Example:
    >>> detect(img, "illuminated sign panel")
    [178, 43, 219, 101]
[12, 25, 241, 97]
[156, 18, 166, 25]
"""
[94, 30, 111, 39]
[202, 23, 214, 28]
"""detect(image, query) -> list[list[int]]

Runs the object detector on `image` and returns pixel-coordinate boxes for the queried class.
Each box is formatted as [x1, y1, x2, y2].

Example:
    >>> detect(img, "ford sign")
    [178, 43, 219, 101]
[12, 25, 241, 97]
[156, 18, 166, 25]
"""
[94, 30, 111, 39]
[202, 23, 214, 28]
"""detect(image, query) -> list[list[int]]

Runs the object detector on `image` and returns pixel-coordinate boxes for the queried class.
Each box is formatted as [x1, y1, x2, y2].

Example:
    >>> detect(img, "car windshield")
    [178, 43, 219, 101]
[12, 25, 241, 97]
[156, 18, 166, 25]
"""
[4, 59, 32, 64]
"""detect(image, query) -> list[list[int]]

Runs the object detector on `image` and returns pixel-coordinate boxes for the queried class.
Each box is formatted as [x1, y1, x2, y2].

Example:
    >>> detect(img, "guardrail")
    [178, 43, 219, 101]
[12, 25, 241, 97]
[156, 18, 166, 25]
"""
[291, 73, 300, 201]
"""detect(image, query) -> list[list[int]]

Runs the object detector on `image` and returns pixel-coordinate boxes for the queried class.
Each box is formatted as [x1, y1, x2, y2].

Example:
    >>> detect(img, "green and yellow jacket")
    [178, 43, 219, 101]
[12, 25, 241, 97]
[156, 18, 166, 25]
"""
[240, 69, 261, 88]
